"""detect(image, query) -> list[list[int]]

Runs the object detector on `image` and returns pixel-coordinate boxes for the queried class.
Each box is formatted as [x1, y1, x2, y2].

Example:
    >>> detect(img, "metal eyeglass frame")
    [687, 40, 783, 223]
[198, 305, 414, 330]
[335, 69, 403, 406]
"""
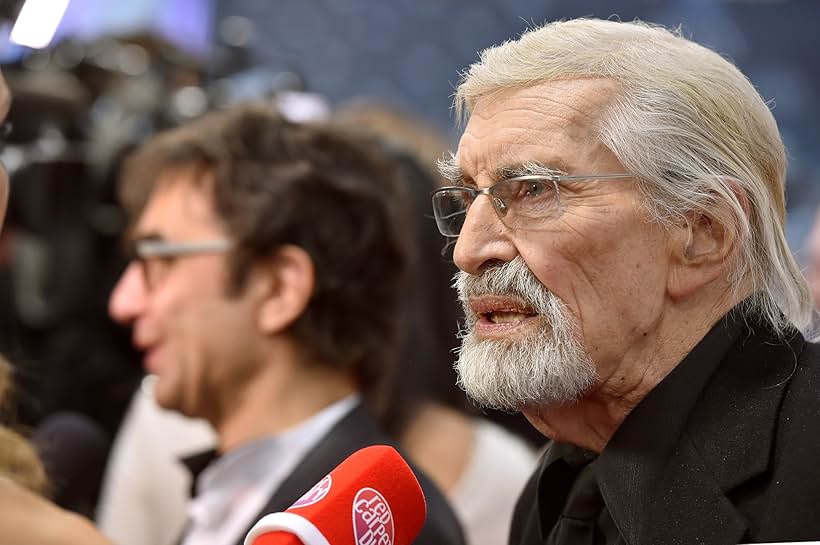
[134, 239, 233, 259]
[431, 173, 635, 237]
[132, 239, 233, 288]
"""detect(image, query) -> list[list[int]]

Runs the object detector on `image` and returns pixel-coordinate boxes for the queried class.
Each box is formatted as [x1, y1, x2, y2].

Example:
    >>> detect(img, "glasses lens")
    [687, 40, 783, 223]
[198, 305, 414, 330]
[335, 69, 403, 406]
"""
[493, 178, 557, 228]
[432, 188, 472, 236]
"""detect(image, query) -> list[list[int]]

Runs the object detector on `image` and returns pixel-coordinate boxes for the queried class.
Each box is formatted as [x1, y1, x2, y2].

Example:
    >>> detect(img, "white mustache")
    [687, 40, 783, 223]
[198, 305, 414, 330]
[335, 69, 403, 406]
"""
[452, 256, 596, 410]
[454, 256, 554, 321]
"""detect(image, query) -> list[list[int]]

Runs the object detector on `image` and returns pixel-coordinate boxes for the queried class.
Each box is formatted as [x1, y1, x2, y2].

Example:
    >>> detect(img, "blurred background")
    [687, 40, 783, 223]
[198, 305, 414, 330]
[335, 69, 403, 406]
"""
[0, 0, 817, 527]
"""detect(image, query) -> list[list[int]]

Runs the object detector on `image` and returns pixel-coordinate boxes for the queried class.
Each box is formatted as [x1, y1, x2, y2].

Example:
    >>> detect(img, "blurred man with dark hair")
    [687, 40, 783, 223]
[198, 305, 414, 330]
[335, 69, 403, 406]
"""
[107, 104, 464, 545]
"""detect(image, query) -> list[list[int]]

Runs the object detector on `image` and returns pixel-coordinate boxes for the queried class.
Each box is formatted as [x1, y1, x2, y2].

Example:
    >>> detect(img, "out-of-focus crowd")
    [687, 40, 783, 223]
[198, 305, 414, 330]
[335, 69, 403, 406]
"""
[2, 5, 820, 545]
[0, 26, 538, 545]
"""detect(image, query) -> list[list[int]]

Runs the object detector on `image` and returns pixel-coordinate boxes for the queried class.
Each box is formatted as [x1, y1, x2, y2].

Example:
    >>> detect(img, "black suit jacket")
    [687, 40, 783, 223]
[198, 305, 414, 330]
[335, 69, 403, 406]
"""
[232, 403, 465, 545]
[511, 319, 820, 545]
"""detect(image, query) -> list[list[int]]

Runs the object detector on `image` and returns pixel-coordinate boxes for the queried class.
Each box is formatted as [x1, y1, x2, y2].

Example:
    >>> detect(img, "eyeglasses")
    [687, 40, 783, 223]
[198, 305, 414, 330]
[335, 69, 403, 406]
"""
[131, 239, 232, 289]
[431, 173, 635, 237]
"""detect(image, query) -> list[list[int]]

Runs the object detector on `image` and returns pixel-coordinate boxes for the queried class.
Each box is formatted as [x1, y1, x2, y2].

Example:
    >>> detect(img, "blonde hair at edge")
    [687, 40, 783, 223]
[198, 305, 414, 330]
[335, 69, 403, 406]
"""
[454, 18, 814, 338]
[0, 356, 48, 495]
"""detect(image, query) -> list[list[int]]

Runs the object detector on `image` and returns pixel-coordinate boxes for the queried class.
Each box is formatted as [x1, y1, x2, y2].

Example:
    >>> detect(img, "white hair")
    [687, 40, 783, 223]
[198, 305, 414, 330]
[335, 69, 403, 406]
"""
[454, 257, 597, 411]
[455, 18, 813, 337]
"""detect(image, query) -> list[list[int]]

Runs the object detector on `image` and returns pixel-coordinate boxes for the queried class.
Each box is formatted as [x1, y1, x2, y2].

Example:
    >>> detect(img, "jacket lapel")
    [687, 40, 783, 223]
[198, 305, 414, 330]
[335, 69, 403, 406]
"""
[599, 320, 803, 545]
[596, 407, 748, 545]
[233, 403, 389, 545]
[639, 436, 748, 545]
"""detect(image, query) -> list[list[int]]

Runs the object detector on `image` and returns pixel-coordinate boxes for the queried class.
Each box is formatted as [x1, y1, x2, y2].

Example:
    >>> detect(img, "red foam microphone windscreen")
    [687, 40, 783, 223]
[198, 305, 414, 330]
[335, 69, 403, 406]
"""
[245, 445, 427, 545]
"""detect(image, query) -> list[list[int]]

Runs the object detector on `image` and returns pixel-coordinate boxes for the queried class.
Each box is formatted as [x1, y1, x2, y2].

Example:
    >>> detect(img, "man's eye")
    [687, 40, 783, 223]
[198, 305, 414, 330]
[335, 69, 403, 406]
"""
[524, 182, 545, 197]
[509, 181, 546, 199]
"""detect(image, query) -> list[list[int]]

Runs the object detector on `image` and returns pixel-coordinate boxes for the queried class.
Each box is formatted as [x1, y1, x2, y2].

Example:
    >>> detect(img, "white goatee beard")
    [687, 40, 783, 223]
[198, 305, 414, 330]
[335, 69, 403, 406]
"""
[453, 256, 597, 412]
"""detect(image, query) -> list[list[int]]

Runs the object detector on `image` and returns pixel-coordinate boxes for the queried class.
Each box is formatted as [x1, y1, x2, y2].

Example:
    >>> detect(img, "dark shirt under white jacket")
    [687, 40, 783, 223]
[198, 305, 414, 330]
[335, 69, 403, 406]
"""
[510, 307, 820, 545]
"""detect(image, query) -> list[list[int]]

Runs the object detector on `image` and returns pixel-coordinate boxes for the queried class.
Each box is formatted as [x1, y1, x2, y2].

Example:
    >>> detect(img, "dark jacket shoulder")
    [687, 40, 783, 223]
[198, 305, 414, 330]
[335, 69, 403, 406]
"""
[242, 402, 466, 545]
[509, 322, 820, 545]
[753, 336, 820, 541]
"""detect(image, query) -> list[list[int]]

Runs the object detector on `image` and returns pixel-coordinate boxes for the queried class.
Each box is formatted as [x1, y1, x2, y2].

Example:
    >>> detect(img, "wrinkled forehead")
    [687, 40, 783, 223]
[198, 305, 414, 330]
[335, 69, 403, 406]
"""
[455, 79, 623, 181]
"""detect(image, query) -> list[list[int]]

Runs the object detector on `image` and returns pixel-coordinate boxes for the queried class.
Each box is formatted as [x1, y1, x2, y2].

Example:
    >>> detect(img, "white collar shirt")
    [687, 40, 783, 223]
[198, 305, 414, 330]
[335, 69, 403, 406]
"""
[180, 394, 360, 545]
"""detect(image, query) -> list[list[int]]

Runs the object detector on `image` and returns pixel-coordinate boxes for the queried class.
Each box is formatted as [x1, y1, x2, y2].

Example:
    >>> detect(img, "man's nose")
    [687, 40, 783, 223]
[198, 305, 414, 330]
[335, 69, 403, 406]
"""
[453, 195, 517, 275]
[109, 262, 147, 324]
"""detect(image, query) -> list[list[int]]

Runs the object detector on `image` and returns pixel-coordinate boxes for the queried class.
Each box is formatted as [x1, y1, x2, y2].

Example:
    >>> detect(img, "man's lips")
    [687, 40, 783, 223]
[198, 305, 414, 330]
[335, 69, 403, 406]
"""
[468, 295, 539, 336]
[132, 322, 164, 373]
[135, 335, 162, 373]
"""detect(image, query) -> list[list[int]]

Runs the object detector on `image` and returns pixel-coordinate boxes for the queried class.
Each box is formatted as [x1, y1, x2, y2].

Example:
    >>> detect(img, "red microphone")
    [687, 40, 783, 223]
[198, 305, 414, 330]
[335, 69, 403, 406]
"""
[244, 445, 427, 545]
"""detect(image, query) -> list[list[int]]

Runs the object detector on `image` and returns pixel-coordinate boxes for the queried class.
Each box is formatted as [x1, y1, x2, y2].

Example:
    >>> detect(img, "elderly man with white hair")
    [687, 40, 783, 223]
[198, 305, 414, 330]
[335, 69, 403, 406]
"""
[433, 18, 820, 545]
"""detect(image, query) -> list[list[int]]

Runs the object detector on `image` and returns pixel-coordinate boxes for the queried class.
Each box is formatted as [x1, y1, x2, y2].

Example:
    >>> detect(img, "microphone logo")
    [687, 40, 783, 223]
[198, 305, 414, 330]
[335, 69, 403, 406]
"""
[291, 475, 333, 508]
[352, 487, 394, 545]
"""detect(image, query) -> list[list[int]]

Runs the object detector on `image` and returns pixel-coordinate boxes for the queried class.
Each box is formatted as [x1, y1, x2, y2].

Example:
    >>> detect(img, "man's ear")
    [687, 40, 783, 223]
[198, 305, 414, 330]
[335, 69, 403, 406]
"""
[253, 245, 315, 335]
[667, 180, 748, 299]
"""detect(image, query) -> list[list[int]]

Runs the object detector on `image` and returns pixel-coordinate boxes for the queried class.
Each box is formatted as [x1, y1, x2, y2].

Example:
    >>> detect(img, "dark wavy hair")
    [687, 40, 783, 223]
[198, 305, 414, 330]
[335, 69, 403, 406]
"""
[119, 104, 409, 397]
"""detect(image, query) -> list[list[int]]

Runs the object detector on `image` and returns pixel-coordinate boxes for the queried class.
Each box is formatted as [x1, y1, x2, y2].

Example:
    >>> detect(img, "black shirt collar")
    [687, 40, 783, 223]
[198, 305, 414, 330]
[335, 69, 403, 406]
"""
[533, 305, 747, 541]
[602, 305, 746, 464]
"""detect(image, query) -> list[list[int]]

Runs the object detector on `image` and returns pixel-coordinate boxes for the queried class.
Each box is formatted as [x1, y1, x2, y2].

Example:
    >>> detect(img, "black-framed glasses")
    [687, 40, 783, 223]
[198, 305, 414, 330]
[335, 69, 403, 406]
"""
[431, 173, 635, 237]
[131, 239, 232, 289]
